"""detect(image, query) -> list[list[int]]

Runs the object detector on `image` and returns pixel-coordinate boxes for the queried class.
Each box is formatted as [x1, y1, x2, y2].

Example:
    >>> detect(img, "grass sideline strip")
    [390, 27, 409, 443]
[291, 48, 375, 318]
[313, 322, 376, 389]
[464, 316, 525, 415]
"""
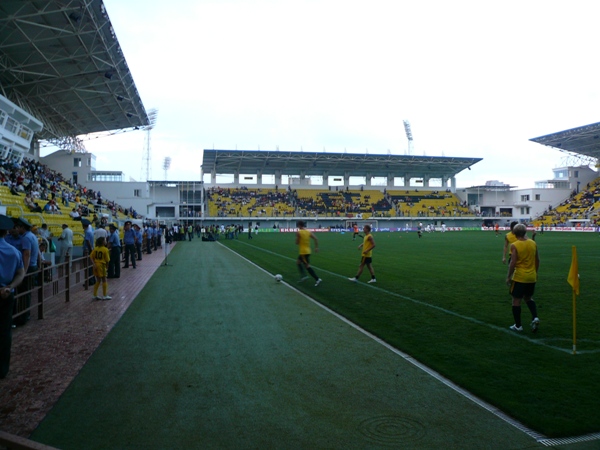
[219, 230, 600, 437]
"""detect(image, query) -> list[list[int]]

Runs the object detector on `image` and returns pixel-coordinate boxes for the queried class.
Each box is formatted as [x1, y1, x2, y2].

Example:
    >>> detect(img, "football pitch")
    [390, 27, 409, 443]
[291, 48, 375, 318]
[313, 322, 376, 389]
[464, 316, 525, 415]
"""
[220, 230, 600, 438]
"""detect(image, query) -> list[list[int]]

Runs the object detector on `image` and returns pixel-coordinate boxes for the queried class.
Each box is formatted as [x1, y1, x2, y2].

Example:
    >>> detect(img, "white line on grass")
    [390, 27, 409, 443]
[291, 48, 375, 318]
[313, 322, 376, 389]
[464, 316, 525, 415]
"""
[218, 242, 550, 443]
[225, 240, 600, 355]
[221, 242, 600, 445]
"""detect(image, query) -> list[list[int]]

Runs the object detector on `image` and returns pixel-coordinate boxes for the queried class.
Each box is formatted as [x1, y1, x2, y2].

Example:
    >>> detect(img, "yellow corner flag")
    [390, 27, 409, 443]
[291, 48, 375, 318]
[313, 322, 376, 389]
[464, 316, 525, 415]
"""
[567, 246, 580, 295]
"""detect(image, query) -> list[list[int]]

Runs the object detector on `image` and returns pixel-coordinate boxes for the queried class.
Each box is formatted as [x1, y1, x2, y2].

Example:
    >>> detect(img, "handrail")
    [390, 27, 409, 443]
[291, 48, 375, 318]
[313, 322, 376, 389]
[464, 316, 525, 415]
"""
[0, 430, 59, 450]
[11, 253, 93, 323]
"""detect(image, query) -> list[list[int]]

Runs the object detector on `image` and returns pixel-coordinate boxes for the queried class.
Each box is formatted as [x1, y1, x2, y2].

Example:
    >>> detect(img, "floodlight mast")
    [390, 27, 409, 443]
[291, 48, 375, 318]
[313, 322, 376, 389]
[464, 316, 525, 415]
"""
[162, 156, 171, 180]
[142, 108, 158, 181]
[403, 120, 414, 156]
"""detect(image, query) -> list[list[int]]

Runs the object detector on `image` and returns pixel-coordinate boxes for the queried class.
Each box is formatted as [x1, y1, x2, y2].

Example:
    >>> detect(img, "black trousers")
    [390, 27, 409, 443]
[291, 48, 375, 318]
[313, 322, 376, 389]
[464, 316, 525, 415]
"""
[0, 291, 15, 378]
[123, 244, 136, 268]
[108, 246, 121, 277]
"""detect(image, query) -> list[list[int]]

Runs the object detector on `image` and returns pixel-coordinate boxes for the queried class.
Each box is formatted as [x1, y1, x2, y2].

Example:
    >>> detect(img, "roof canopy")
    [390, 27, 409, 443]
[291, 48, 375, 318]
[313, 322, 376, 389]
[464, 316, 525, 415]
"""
[530, 122, 600, 161]
[0, 0, 149, 143]
[202, 150, 482, 180]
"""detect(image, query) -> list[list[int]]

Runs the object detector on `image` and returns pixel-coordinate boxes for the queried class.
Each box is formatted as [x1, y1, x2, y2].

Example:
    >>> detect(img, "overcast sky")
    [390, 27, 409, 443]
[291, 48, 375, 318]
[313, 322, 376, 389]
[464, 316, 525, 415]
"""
[65, 0, 600, 188]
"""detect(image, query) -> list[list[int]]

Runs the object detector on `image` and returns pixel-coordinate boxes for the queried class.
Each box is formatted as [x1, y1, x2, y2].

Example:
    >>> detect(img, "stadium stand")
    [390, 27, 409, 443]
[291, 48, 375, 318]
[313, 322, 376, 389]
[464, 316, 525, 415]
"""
[386, 190, 473, 218]
[535, 177, 600, 226]
[0, 157, 148, 245]
[204, 186, 480, 219]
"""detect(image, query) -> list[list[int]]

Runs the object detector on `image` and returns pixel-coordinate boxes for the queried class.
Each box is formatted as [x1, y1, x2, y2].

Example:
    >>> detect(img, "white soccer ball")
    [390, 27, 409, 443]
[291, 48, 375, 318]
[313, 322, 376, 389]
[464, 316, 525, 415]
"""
[274, 274, 283, 282]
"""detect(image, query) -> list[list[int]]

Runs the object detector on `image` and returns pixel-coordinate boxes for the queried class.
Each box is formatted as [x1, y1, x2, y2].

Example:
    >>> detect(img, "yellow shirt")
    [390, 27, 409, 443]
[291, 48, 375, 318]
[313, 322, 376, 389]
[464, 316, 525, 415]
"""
[511, 239, 537, 283]
[91, 246, 110, 267]
[362, 234, 375, 257]
[505, 232, 517, 245]
[297, 229, 312, 255]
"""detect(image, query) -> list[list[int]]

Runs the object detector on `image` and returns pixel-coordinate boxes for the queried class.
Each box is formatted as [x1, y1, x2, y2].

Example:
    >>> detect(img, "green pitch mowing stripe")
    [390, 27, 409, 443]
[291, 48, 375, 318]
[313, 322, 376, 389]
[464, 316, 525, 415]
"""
[218, 231, 600, 438]
[31, 241, 540, 449]
[228, 239, 599, 355]
[221, 242, 549, 442]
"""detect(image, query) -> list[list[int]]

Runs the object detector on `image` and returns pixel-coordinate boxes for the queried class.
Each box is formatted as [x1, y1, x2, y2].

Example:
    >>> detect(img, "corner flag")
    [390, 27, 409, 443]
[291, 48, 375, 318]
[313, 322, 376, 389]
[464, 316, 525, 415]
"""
[567, 246, 580, 295]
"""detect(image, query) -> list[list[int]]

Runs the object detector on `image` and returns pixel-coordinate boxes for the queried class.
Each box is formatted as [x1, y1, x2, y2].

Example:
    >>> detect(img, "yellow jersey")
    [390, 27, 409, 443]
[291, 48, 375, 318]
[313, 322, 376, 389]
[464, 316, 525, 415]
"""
[362, 234, 375, 257]
[297, 229, 312, 255]
[91, 246, 110, 267]
[511, 239, 537, 283]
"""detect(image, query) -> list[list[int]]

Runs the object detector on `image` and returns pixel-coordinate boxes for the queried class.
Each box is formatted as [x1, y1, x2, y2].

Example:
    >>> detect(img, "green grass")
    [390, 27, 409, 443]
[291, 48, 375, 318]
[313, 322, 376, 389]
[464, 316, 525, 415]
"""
[220, 230, 600, 437]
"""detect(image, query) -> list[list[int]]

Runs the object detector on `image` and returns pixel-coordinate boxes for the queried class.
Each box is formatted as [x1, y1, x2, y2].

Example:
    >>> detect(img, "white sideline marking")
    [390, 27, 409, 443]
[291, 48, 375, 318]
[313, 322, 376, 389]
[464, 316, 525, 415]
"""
[219, 241, 600, 445]
[225, 241, 600, 354]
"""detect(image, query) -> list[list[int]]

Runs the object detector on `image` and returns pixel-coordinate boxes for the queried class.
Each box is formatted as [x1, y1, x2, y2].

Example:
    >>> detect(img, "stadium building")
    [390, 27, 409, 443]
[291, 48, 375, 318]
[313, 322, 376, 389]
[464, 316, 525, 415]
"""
[1, 0, 598, 231]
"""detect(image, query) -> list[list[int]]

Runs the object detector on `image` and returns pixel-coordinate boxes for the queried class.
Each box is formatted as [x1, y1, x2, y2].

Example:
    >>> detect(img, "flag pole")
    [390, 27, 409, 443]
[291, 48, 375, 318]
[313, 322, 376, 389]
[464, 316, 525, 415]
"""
[572, 289, 577, 355]
[567, 245, 579, 355]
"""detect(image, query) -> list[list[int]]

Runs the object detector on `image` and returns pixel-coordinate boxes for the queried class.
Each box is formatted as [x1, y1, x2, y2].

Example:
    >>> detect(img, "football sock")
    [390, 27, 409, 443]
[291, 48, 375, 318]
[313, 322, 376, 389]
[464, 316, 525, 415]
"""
[526, 300, 538, 319]
[512, 306, 522, 327]
[307, 267, 318, 280]
[102, 282, 108, 297]
[93, 282, 100, 297]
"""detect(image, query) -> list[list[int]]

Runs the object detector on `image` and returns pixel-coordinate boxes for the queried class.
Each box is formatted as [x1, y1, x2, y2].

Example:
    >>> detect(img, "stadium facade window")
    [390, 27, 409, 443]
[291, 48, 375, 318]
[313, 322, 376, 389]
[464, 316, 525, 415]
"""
[535, 194, 541, 200]
[74, 157, 82, 167]
[134, 189, 141, 197]
[5, 117, 18, 134]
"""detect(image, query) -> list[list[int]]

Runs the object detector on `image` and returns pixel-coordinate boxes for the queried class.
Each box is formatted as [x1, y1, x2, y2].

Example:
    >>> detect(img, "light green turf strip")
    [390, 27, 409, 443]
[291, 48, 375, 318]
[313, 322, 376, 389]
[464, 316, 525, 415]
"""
[31, 241, 543, 450]
[229, 239, 600, 355]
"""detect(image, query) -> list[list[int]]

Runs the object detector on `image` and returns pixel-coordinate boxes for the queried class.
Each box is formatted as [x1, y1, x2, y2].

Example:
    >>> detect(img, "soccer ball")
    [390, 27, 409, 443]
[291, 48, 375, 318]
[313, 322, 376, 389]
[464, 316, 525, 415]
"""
[274, 274, 283, 282]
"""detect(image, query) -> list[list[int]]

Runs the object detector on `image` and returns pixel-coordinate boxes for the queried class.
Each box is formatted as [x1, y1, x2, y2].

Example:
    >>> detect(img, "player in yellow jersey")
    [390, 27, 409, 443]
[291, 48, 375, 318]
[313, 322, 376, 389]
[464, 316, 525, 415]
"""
[348, 224, 376, 284]
[295, 221, 322, 287]
[90, 236, 111, 300]
[506, 224, 540, 332]
[502, 221, 519, 265]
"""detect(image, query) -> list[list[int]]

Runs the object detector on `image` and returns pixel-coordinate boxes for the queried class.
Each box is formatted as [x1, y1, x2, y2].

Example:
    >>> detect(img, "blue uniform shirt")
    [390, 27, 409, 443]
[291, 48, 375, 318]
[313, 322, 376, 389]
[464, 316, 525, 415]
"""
[4, 233, 21, 251]
[21, 230, 39, 269]
[123, 228, 136, 245]
[0, 238, 24, 287]
[108, 231, 121, 248]
[84, 226, 94, 252]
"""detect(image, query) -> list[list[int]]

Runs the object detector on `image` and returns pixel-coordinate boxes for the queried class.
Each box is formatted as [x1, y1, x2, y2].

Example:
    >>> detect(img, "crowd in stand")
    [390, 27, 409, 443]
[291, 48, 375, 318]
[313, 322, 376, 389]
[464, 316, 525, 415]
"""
[536, 180, 600, 226]
[207, 187, 294, 217]
[206, 186, 478, 218]
[1, 156, 142, 221]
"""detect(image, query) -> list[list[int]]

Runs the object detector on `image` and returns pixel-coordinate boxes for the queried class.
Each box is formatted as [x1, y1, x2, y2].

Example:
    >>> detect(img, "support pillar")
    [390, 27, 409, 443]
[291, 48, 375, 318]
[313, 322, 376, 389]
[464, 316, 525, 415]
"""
[387, 172, 394, 188]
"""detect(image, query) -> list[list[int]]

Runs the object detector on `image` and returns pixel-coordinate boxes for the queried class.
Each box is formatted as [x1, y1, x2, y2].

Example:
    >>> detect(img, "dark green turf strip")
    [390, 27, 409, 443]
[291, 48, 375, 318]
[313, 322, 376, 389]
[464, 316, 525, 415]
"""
[31, 241, 541, 449]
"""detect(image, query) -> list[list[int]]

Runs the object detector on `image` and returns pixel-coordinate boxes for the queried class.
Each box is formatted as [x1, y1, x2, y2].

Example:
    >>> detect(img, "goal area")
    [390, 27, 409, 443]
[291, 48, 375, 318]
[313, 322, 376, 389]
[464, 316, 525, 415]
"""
[345, 219, 378, 231]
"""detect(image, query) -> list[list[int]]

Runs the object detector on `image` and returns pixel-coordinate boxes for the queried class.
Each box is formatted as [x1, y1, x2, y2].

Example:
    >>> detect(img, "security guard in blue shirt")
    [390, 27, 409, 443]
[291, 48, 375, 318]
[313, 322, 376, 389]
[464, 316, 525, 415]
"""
[122, 221, 137, 269]
[13, 218, 38, 326]
[107, 224, 121, 278]
[145, 224, 154, 254]
[0, 215, 26, 378]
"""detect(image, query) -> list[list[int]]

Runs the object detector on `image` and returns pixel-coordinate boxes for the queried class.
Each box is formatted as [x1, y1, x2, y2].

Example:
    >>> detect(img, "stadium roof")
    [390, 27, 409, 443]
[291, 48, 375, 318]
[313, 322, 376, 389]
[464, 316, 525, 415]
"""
[0, 0, 149, 143]
[202, 150, 482, 180]
[530, 122, 600, 161]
